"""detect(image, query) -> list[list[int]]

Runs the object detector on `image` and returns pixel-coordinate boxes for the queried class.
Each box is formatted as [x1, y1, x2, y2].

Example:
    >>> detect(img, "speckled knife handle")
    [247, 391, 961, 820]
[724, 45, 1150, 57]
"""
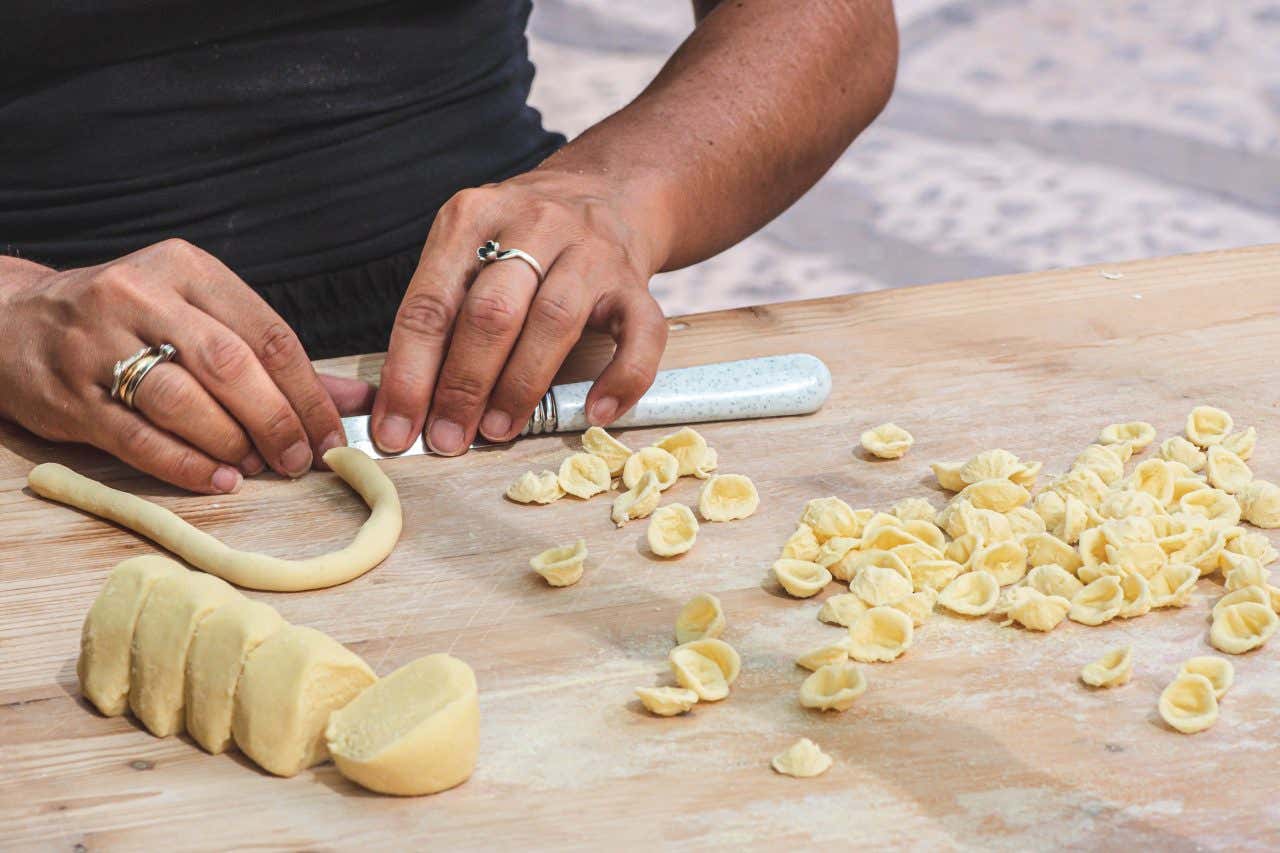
[520, 353, 831, 435]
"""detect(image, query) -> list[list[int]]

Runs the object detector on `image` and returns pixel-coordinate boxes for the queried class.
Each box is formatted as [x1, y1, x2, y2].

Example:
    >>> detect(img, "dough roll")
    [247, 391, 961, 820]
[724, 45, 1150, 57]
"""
[27, 447, 402, 592]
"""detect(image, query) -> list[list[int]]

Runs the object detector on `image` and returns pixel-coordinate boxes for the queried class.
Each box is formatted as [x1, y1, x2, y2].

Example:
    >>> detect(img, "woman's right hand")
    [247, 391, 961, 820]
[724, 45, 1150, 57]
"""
[0, 239, 362, 494]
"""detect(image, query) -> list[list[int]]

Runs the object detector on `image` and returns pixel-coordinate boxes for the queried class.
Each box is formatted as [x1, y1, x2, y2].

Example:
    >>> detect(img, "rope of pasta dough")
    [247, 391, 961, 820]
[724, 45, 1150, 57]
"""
[28, 447, 401, 592]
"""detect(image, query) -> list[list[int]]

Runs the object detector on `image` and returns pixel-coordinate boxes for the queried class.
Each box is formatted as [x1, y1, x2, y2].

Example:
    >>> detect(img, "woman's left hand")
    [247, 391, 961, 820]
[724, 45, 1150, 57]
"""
[369, 168, 669, 456]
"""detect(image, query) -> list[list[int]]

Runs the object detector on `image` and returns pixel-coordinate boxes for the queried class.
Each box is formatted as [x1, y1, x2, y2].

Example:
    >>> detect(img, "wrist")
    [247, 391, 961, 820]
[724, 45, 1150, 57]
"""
[0, 256, 56, 302]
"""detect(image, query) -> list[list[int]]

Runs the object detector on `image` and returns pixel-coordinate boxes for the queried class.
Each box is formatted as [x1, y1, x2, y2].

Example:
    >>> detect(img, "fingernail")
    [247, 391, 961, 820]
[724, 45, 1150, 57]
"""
[588, 396, 618, 426]
[427, 418, 465, 455]
[280, 440, 313, 477]
[238, 451, 265, 477]
[480, 409, 511, 440]
[375, 415, 412, 453]
[212, 465, 243, 494]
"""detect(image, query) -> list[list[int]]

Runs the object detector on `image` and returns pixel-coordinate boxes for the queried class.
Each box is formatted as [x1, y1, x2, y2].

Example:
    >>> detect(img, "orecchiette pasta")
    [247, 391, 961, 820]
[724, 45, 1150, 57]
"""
[675, 593, 726, 644]
[771, 738, 834, 777]
[557, 452, 611, 499]
[529, 539, 588, 587]
[1178, 657, 1234, 699]
[1098, 421, 1156, 451]
[931, 461, 968, 492]
[506, 470, 565, 505]
[622, 446, 679, 491]
[849, 566, 914, 607]
[890, 589, 937, 626]
[1126, 459, 1176, 507]
[847, 607, 913, 662]
[697, 474, 760, 522]
[909, 559, 965, 593]
[1159, 673, 1219, 734]
[1205, 446, 1252, 494]
[958, 479, 1030, 513]
[692, 446, 719, 479]
[1148, 563, 1198, 608]
[1080, 645, 1132, 688]
[1222, 555, 1268, 592]
[1074, 444, 1126, 486]
[647, 503, 699, 557]
[1004, 506, 1046, 538]
[1158, 436, 1207, 472]
[1224, 531, 1278, 565]
[892, 497, 938, 523]
[1179, 488, 1242, 527]
[959, 449, 1022, 485]
[1000, 587, 1070, 632]
[1106, 541, 1167, 579]
[634, 686, 699, 717]
[901, 519, 947, 551]
[1117, 570, 1152, 619]
[1022, 533, 1084, 572]
[795, 638, 853, 672]
[971, 540, 1028, 586]
[1209, 601, 1278, 654]
[1185, 406, 1233, 448]
[1052, 467, 1108, 508]
[835, 549, 911, 586]
[799, 497, 861, 543]
[1221, 426, 1257, 461]
[1237, 480, 1280, 528]
[1024, 563, 1084, 600]
[799, 662, 868, 711]
[1068, 576, 1125, 626]
[582, 426, 632, 474]
[668, 638, 741, 701]
[1211, 585, 1271, 620]
[773, 559, 833, 598]
[611, 471, 662, 527]
[781, 523, 822, 562]
[937, 571, 1000, 616]
[860, 422, 914, 460]
[654, 427, 709, 478]
[818, 593, 870, 627]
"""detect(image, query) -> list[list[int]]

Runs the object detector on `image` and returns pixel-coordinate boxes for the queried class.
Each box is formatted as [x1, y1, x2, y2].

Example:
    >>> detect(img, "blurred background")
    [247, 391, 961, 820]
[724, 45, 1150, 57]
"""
[527, 0, 1280, 316]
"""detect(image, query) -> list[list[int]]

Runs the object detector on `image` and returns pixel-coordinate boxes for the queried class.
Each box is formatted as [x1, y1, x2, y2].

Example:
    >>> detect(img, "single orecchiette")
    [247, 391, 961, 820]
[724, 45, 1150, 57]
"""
[1004, 506, 1045, 538]
[849, 565, 914, 607]
[1237, 480, 1280, 528]
[860, 422, 913, 459]
[817, 593, 869, 627]
[505, 470, 565, 505]
[780, 523, 822, 562]
[795, 637, 853, 671]
[529, 539, 588, 587]
[959, 449, 1022, 484]
[1098, 421, 1156, 451]
[937, 571, 1000, 616]
[1074, 444, 1126, 486]
[611, 471, 661, 527]
[1148, 563, 1199, 608]
[1225, 531, 1278, 565]
[646, 503, 700, 557]
[1068, 576, 1125, 626]
[697, 474, 760, 522]
[771, 738, 834, 777]
[634, 686, 699, 717]
[1209, 601, 1278, 654]
[1080, 645, 1132, 688]
[675, 593, 726, 644]
[1178, 656, 1234, 699]
[654, 427, 709, 477]
[668, 638, 741, 701]
[1022, 533, 1084, 573]
[970, 540, 1028, 586]
[1051, 467, 1108, 508]
[1221, 426, 1257, 461]
[622, 446, 679, 491]
[1000, 587, 1070, 632]
[1179, 488, 1242, 527]
[931, 461, 967, 492]
[692, 446, 719, 479]
[799, 661, 868, 711]
[1024, 563, 1084, 600]
[1158, 436, 1207, 472]
[1125, 459, 1176, 507]
[582, 426, 632, 474]
[1222, 554, 1269, 592]
[891, 497, 937, 523]
[890, 588, 937, 626]
[1117, 571, 1152, 619]
[1158, 673, 1219, 734]
[773, 559, 833, 598]
[1185, 405, 1233, 448]
[909, 559, 965, 593]
[557, 452, 611, 499]
[1212, 585, 1271, 620]
[958, 479, 1030, 513]
[847, 606, 913, 662]
[799, 497, 861, 543]
[1205, 446, 1252, 494]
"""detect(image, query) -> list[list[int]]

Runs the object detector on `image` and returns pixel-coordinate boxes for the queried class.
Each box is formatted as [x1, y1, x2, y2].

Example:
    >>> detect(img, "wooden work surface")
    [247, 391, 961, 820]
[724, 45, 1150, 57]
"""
[3, 246, 1280, 850]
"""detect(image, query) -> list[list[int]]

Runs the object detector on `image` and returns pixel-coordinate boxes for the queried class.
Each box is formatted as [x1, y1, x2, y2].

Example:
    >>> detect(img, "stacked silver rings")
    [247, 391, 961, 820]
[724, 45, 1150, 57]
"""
[110, 344, 177, 409]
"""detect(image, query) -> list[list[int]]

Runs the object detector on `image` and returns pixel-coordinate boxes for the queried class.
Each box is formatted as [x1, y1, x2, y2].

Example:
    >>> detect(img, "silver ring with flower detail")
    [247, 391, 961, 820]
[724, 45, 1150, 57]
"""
[110, 343, 178, 409]
[476, 239, 546, 284]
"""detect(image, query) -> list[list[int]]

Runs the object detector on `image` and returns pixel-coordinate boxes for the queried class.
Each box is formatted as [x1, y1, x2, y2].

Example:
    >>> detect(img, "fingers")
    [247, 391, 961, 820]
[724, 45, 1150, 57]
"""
[372, 188, 500, 453]
[584, 291, 667, 426]
[319, 374, 376, 416]
[479, 253, 593, 441]
[425, 235, 558, 455]
[130, 362, 263, 474]
[90, 399, 244, 495]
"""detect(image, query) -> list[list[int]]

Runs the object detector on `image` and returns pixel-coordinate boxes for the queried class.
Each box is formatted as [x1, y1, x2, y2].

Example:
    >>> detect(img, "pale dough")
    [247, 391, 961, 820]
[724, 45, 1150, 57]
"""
[849, 565, 913, 607]
[325, 653, 478, 796]
[1209, 601, 1278, 654]
[799, 497, 861, 543]
[937, 571, 1000, 616]
[28, 447, 402, 592]
[1222, 426, 1257, 460]
[1024, 563, 1084, 600]
[611, 470, 661, 526]
[890, 589, 938, 626]
[693, 447, 720, 480]
[1068, 576, 1125, 626]
[795, 638, 852, 671]
[185, 597, 286, 754]
[780, 523, 821, 562]
[1185, 405, 1233, 448]
[232, 625, 376, 777]
[1212, 585, 1271, 620]
[654, 427, 709, 477]
[817, 593, 869, 627]
[635, 686, 699, 716]
[799, 661, 867, 711]
[668, 638, 740, 701]
[1148, 563, 1199, 608]
[1205, 445, 1252, 494]
[1098, 421, 1156, 451]
[1000, 587, 1070, 632]
[505, 470, 564, 505]
[1158, 673, 1219, 733]
[771, 738, 833, 777]
[530, 539, 588, 587]
[846, 606, 913, 662]
[970, 540, 1028, 586]
[1238, 480, 1280, 528]
[622, 446, 679, 491]
[129, 569, 241, 737]
[1080, 645, 1132, 688]
[909, 559, 964, 593]
[581, 426, 632, 475]
[697, 474, 760, 522]
[1117, 571, 1152, 619]
[891, 497, 937, 523]
[860, 422, 913, 460]
[647, 504, 699, 557]
[557, 452, 611, 499]
[773, 559, 832, 598]
[1159, 436, 1206, 472]
[77, 555, 186, 717]
[1178, 656, 1234, 699]
[675, 593, 726, 644]
[958, 479, 1030, 513]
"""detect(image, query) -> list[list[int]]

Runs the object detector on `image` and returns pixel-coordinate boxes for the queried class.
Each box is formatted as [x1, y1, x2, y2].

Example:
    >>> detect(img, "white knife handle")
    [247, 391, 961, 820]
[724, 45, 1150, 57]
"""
[528, 353, 831, 434]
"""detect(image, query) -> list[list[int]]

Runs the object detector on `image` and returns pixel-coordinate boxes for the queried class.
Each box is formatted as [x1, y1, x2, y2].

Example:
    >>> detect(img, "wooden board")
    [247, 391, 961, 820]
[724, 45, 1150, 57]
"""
[3, 245, 1280, 850]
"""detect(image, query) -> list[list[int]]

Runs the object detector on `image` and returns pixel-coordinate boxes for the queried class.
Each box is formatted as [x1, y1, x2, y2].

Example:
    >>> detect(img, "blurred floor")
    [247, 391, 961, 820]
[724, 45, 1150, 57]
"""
[527, 0, 1280, 316]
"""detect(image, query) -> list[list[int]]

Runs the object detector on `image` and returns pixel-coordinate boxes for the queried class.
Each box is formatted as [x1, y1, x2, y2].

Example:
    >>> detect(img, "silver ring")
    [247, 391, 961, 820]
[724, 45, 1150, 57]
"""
[111, 343, 178, 409]
[476, 239, 545, 284]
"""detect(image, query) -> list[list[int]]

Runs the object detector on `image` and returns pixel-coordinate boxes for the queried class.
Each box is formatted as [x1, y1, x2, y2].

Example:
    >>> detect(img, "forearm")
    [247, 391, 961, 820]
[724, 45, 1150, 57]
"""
[537, 0, 898, 272]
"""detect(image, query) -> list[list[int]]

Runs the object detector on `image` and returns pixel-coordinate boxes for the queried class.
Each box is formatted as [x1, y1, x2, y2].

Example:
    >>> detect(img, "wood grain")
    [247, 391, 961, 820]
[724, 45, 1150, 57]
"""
[2, 245, 1279, 850]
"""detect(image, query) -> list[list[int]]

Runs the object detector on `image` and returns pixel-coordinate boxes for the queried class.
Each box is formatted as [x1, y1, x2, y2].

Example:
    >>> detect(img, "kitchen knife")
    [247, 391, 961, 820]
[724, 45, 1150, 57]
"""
[341, 352, 831, 459]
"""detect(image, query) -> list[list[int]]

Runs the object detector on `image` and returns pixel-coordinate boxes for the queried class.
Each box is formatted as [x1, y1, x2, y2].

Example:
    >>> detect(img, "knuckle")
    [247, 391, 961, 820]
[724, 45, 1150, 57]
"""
[615, 360, 657, 394]
[435, 371, 489, 411]
[259, 402, 302, 445]
[530, 291, 578, 333]
[396, 291, 454, 340]
[166, 447, 209, 488]
[138, 367, 190, 415]
[465, 293, 520, 337]
[444, 187, 493, 222]
[497, 371, 542, 406]
[199, 335, 254, 386]
[116, 417, 157, 457]
[256, 322, 304, 371]
[155, 237, 204, 264]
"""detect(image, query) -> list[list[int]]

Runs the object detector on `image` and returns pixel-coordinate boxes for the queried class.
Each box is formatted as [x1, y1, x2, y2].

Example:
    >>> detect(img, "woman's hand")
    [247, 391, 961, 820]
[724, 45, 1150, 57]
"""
[370, 168, 669, 455]
[0, 240, 373, 493]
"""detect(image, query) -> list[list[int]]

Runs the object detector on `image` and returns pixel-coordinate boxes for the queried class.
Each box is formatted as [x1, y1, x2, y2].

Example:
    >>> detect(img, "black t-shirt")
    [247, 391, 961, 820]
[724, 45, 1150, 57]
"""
[0, 0, 565, 284]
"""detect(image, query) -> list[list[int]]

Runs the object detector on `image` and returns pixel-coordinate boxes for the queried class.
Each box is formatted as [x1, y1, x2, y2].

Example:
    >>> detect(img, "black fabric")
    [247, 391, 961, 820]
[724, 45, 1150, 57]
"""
[0, 0, 565, 327]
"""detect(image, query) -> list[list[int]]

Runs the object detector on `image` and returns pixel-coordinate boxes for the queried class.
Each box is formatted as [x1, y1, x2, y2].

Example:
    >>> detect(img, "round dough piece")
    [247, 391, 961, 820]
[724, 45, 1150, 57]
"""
[1098, 421, 1156, 451]
[1209, 601, 1278, 654]
[799, 661, 867, 711]
[668, 639, 740, 702]
[129, 569, 241, 737]
[612, 471, 661, 527]
[795, 639, 852, 672]
[849, 565, 913, 607]
[1185, 405, 1233, 448]
[1179, 656, 1234, 699]
[1068, 576, 1125, 626]
[675, 593, 726, 644]
[1001, 587, 1070, 632]
[581, 426, 632, 475]
[771, 737, 833, 777]
[233, 625, 377, 777]
[1024, 564, 1084, 600]
[799, 497, 861, 542]
[28, 447, 402, 592]
[557, 452, 611, 499]
[860, 423, 913, 459]
[185, 598, 286, 754]
[654, 427, 709, 477]
[1159, 673, 1219, 734]
[773, 559, 832, 598]
[1080, 645, 1132, 688]
[847, 606, 913, 663]
[530, 540, 588, 587]
[1148, 563, 1199, 609]
[818, 593, 869, 627]
[506, 470, 564, 505]
[1237, 480, 1280, 528]
[697, 474, 760, 522]
[937, 571, 1000, 616]
[1205, 446, 1252, 494]
[326, 653, 478, 797]
[635, 686, 699, 717]
[77, 556, 187, 717]
[647, 504, 699, 557]
[622, 446, 679, 491]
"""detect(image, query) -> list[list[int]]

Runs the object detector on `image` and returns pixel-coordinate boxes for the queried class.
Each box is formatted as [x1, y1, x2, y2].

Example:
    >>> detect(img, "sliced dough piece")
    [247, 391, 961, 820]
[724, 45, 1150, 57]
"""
[697, 474, 760, 522]
[818, 593, 869, 627]
[846, 607, 913, 662]
[1178, 656, 1234, 699]
[185, 598, 286, 754]
[505, 470, 564, 505]
[1080, 645, 1132, 688]
[1158, 673, 1219, 734]
[28, 447, 401, 592]
[557, 452, 611, 499]
[1148, 563, 1199, 609]
[129, 570, 241, 737]
[530, 539, 588, 587]
[860, 423, 913, 459]
[1068, 576, 1125, 626]
[1185, 406, 1233, 448]
[773, 559, 832, 598]
[795, 638, 852, 672]
[1024, 564, 1084, 600]
[654, 427, 709, 477]
[800, 661, 867, 711]
[647, 504, 699, 557]
[581, 426, 632, 475]
[326, 653, 478, 796]
[1209, 601, 1278, 654]
[233, 625, 376, 777]
[1001, 587, 1070, 632]
[612, 471, 661, 527]
[1205, 446, 1252, 494]
[780, 524, 822, 562]
[675, 593, 726, 644]
[77, 556, 187, 717]
[771, 738, 833, 777]
[668, 639, 740, 701]
[635, 686, 699, 717]
[1159, 436, 1207, 472]
[1237, 480, 1280, 528]
[622, 446, 679, 491]
[938, 571, 1000, 616]
[1098, 421, 1156, 451]
[1221, 427, 1257, 461]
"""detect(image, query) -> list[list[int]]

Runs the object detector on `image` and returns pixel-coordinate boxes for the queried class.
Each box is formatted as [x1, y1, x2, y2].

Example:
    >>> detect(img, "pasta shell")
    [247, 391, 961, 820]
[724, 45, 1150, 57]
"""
[1178, 656, 1234, 699]
[1105, 541, 1167, 579]
[799, 497, 861, 543]
[1009, 460, 1044, 489]
[1004, 506, 1046, 537]
[847, 607, 913, 662]
[799, 662, 867, 710]
[654, 427, 709, 477]
[1080, 645, 1132, 688]
[861, 525, 923, 552]
[795, 638, 853, 671]
[647, 503, 699, 557]
[960, 449, 1021, 485]
[1024, 564, 1084, 600]
[1126, 459, 1176, 507]
[1098, 421, 1156, 451]
[529, 539, 588, 587]
[938, 571, 1000, 616]
[611, 471, 661, 526]
[910, 559, 965, 593]
[581, 426, 632, 474]
[557, 452, 611, 499]
[944, 533, 983, 569]
[970, 540, 1028, 586]
[902, 519, 947, 551]
[1074, 444, 1126, 486]
[817, 593, 869, 627]
[1205, 446, 1252, 494]
[1098, 490, 1163, 520]
[674, 593, 725, 644]
[890, 589, 938, 626]
[1237, 480, 1280, 528]
[931, 461, 967, 492]
[506, 470, 565, 505]
[1148, 563, 1199, 608]
[773, 559, 832, 598]
[1222, 554, 1269, 592]
[1185, 406, 1233, 448]
[849, 565, 914, 607]
[1179, 488, 1242, 528]
[697, 474, 760, 522]
[816, 537, 861, 570]
[833, 549, 910, 585]
[1001, 587, 1070, 632]
[692, 446, 719, 479]
[1052, 468, 1108, 508]
[959, 479, 1030, 513]
[860, 422, 913, 459]
[1221, 426, 1257, 461]
[1159, 673, 1219, 733]
[634, 686, 698, 717]
[1022, 533, 1084, 572]
[771, 738, 833, 777]
[1158, 436, 1207, 472]
[1117, 571, 1152, 618]
[622, 446, 679, 491]
[1068, 576, 1124, 626]
[1224, 531, 1278, 566]
[781, 523, 822, 562]
[1209, 601, 1279, 654]
[1212, 585, 1271, 620]
[668, 639, 741, 701]
[891, 497, 938, 523]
